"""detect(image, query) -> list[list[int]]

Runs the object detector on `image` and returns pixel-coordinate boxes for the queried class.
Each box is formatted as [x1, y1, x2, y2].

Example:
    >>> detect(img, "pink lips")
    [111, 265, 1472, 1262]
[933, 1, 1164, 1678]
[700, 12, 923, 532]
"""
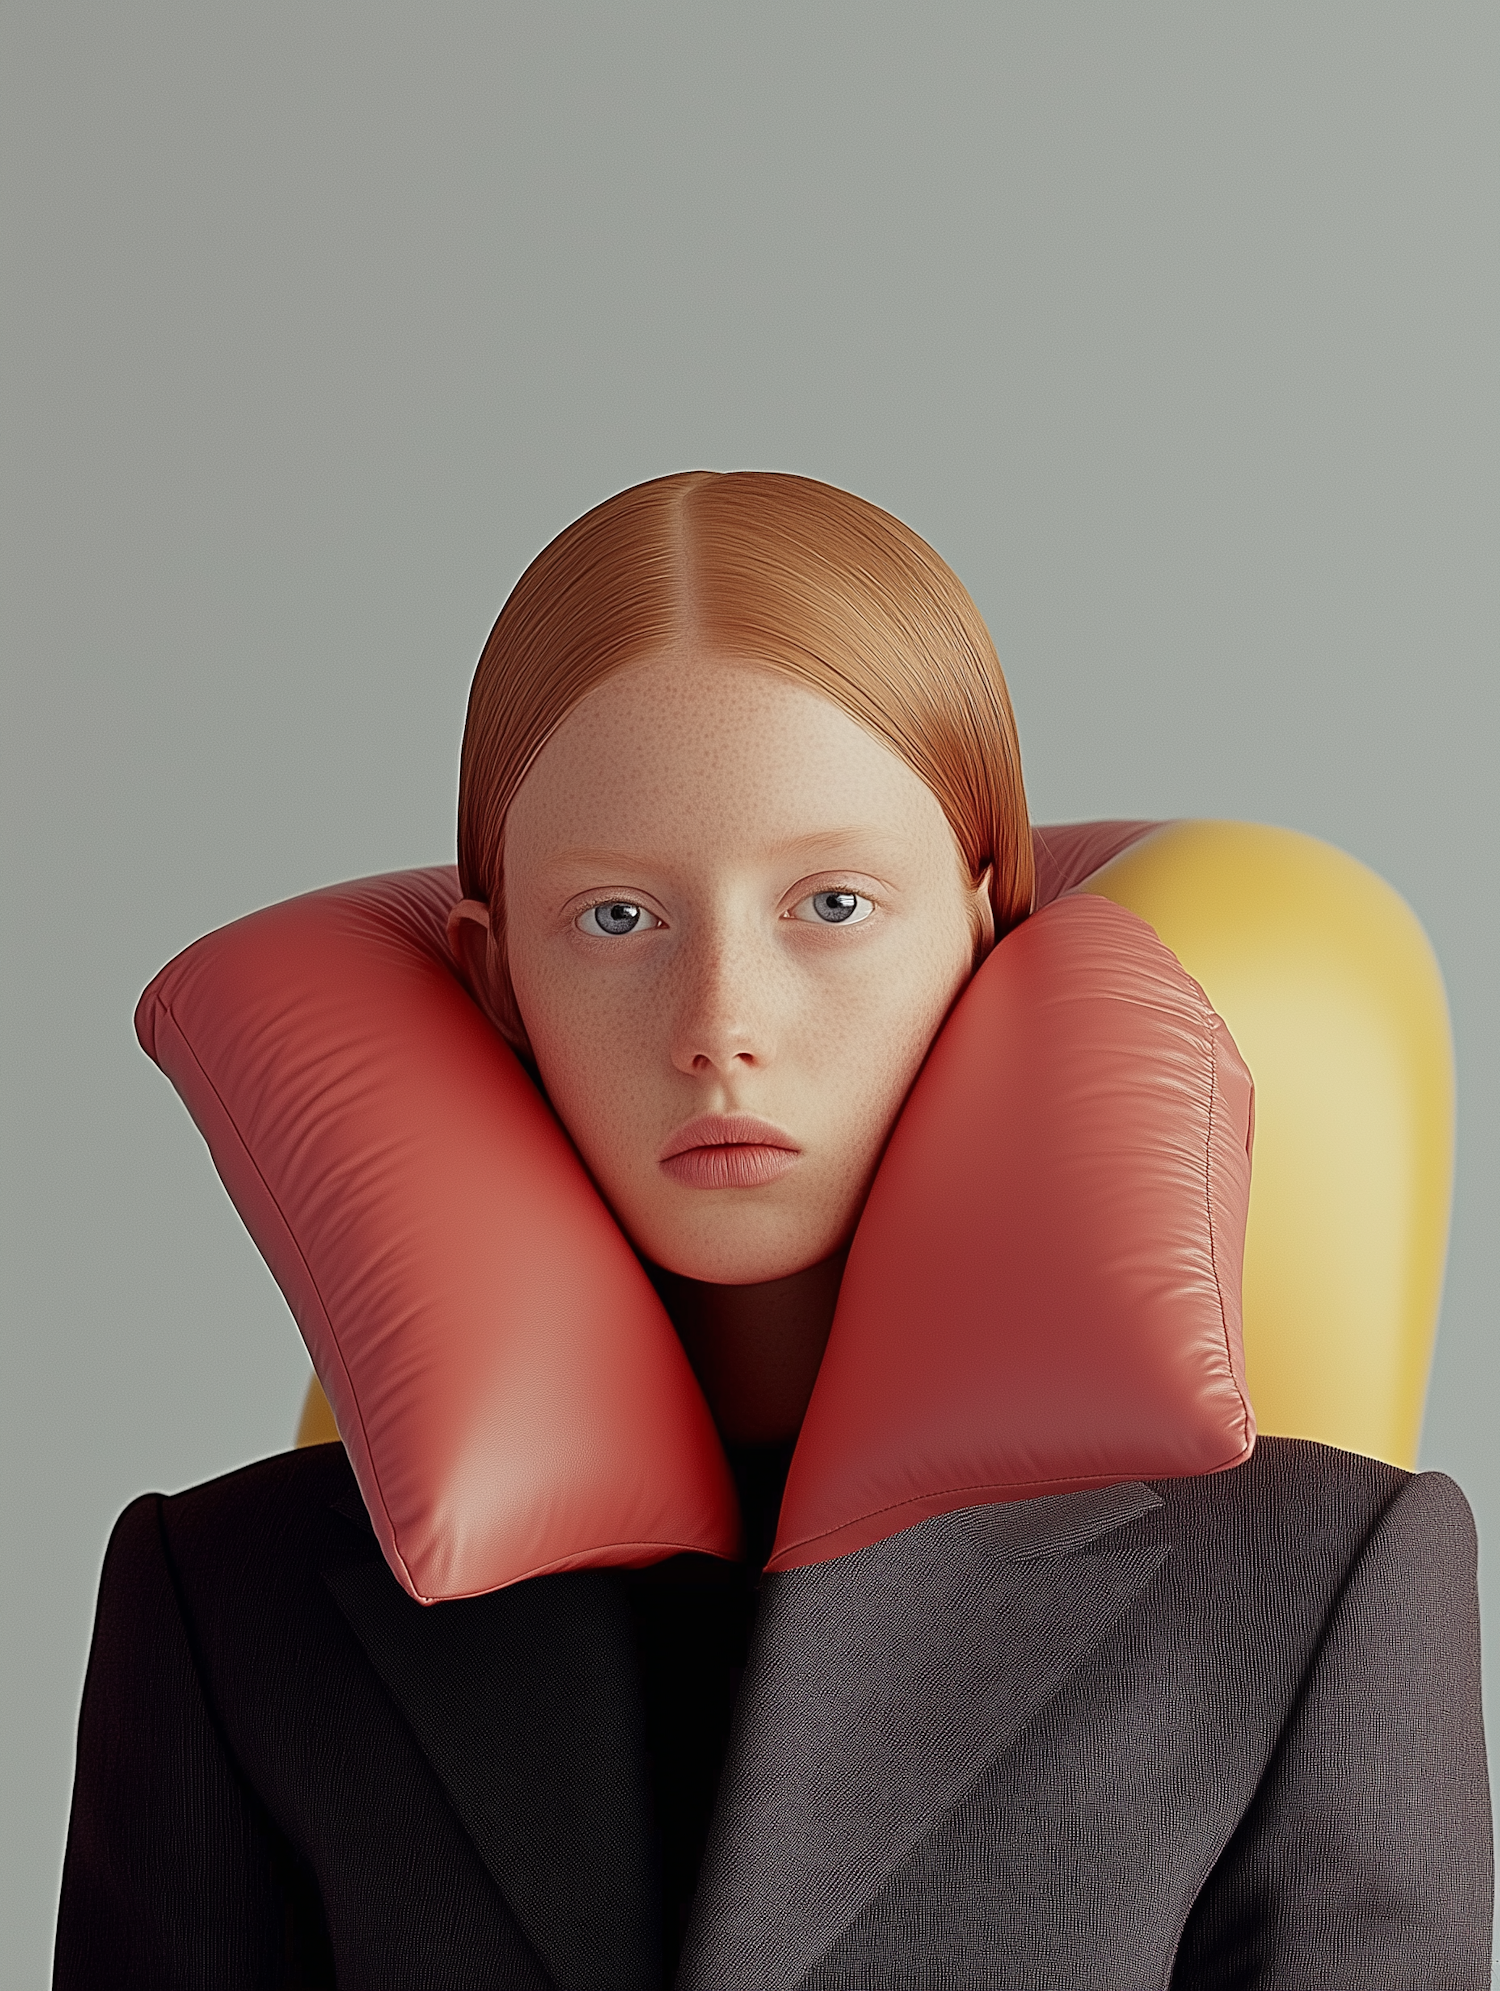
[658, 1113, 802, 1190]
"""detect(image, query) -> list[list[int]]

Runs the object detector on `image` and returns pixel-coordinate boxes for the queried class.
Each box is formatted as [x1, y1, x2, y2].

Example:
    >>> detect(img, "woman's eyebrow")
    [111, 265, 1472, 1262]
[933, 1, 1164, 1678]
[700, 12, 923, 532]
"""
[533, 846, 660, 875]
[763, 826, 908, 864]
[534, 827, 902, 874]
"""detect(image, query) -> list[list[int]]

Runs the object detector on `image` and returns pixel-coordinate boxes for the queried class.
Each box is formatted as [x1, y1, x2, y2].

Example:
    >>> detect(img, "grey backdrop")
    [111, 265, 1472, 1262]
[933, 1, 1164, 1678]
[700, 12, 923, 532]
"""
[3, 5, 1496, 1984]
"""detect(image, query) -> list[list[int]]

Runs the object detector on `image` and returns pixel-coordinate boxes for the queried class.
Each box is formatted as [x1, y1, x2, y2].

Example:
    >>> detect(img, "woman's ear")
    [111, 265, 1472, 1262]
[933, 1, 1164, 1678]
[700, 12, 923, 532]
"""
[447, 896, 536, 1063]
[447, 898, 494, 995]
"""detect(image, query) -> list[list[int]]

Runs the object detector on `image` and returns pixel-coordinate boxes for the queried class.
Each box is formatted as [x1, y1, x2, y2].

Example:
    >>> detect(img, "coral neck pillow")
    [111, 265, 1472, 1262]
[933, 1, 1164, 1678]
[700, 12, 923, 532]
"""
[136, 823, 1255, 1603]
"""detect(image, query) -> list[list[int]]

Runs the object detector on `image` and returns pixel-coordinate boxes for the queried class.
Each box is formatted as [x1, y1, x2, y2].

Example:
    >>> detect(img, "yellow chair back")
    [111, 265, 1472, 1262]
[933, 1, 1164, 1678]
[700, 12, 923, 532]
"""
[1084, 821, 1452, 1467]
[296, 1373, 340, 1447]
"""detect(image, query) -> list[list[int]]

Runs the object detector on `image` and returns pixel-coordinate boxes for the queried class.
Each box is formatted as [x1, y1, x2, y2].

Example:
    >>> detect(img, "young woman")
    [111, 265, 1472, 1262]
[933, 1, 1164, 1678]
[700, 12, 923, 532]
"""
[56, 474, 1491, 1988]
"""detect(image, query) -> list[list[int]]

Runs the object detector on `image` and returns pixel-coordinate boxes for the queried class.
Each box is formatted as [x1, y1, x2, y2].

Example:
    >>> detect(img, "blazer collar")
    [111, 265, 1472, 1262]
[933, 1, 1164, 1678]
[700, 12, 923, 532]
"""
[678, 1481, 1168, 1991]
[320, 1479, 1169, 1991]
[320, 1494, 661, 1991]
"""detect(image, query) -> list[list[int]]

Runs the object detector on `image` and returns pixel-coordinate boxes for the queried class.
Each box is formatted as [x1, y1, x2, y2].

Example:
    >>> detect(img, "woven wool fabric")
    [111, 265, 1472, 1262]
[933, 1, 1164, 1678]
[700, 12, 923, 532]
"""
[57, 1437, 1491, 1989]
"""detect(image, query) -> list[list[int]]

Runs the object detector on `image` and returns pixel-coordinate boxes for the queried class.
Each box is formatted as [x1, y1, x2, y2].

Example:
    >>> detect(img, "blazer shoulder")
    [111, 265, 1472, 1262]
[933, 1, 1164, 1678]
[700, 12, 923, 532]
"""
[139, 1442, 369, 1629]
[1137, 1441, 1485, 1715]
[1149, 1436, 1414, 1601]
[97, 1441, 354, 1573]
[1158, 1431, 1405, 1513]
[1154, 1437, 1482, 1604]
[1368, 1461, 1479, 1569]
[158, 1438, 359, 1529]
[1209, 1436, 1478, 1537]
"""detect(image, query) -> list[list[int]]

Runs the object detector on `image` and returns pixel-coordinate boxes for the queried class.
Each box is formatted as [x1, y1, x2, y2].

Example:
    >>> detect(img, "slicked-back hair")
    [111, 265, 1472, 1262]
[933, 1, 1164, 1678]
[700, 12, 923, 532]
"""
[457, 471, 1033, 1051]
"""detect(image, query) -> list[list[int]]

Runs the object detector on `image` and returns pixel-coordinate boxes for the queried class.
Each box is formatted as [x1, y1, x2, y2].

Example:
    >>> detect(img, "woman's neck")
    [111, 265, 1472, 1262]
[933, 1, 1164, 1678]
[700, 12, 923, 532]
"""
[647, 1250, 848, 1446]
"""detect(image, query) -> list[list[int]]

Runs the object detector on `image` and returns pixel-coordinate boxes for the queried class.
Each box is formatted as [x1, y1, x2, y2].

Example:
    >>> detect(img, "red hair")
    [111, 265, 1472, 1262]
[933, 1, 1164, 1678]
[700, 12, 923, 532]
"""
[457, 471, 1032, 1049]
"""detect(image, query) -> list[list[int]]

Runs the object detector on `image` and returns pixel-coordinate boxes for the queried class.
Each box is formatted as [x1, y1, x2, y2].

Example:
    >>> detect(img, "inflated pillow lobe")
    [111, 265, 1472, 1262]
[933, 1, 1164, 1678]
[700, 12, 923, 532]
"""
[771, 893, 1255, 1569]
[136, 868, 739, 1603]
[136, 865, 1254, 1601]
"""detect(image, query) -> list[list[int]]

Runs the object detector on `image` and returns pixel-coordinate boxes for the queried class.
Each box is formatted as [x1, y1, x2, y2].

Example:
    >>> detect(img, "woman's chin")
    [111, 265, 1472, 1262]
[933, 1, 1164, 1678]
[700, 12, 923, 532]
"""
[631, 1211, 848, 1289]
[648, 1244, 826, 1287]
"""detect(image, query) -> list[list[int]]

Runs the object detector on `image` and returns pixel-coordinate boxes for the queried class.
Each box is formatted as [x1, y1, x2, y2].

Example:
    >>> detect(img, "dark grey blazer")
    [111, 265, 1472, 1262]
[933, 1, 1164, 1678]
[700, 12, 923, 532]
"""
[55, 1435, 1492, 1989]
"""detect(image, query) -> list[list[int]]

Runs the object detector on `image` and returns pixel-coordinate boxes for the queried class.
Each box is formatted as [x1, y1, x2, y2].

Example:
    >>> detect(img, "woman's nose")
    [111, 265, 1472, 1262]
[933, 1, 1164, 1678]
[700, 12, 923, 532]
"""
[668, 931, 777, 1078]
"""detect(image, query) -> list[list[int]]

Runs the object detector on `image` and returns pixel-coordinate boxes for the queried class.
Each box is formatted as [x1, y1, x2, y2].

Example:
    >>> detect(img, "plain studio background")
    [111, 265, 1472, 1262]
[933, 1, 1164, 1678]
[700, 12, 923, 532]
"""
[2, 5, 1496, 1983]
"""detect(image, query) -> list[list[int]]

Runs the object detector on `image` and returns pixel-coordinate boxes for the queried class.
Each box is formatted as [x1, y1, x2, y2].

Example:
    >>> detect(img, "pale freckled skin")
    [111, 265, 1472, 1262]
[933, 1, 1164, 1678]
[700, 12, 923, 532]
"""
[501, 648, 992, 1291]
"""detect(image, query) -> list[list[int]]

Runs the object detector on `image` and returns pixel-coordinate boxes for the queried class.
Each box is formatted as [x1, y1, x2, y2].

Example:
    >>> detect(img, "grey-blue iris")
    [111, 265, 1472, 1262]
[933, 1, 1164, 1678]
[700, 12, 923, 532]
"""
[815, 892, 859, 923]
[597, 902, 642, 934]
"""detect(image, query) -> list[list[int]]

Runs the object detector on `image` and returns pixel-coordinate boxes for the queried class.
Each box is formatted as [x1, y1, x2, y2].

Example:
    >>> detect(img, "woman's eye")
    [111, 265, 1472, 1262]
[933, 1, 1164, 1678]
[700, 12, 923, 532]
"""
[576, 901, 660, 937]
[792, 890, 874, 926]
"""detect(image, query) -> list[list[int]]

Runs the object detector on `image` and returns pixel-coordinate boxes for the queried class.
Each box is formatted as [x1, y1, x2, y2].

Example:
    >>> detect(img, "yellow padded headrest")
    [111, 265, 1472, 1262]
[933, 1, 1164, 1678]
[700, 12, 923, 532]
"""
[1083, 821, 1453, 1468]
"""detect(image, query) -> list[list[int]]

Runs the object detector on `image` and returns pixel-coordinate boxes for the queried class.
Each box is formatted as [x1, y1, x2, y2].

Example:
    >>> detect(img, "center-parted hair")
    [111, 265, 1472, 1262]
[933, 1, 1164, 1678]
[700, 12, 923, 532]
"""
[458, 471, 1033, 1049]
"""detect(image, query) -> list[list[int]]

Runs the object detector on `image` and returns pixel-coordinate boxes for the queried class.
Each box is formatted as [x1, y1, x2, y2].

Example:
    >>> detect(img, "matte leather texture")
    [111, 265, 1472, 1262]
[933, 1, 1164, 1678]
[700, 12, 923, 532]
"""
[135, 821, 1255, 1602]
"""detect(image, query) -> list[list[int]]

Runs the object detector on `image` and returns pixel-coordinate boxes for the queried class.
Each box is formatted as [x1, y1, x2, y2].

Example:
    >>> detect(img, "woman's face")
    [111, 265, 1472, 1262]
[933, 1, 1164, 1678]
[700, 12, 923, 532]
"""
[503, 650, 991, 1284]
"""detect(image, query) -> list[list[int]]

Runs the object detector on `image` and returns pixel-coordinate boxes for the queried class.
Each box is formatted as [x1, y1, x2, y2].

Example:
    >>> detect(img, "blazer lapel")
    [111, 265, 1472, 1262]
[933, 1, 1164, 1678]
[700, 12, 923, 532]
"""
[321, 1503, 660, 1991]
[677, 1482, 1169, 1991]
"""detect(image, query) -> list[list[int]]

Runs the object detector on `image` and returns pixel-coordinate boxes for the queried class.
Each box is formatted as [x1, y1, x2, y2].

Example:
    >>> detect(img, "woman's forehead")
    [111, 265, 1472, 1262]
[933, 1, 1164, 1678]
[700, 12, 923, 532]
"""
[505, 649, 952, 860]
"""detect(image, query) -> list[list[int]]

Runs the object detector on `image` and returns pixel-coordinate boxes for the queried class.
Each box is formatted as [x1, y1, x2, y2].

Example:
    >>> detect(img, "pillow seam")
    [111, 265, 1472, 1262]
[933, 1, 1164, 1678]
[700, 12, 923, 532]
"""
[1202, 1004, 1255, 1454]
